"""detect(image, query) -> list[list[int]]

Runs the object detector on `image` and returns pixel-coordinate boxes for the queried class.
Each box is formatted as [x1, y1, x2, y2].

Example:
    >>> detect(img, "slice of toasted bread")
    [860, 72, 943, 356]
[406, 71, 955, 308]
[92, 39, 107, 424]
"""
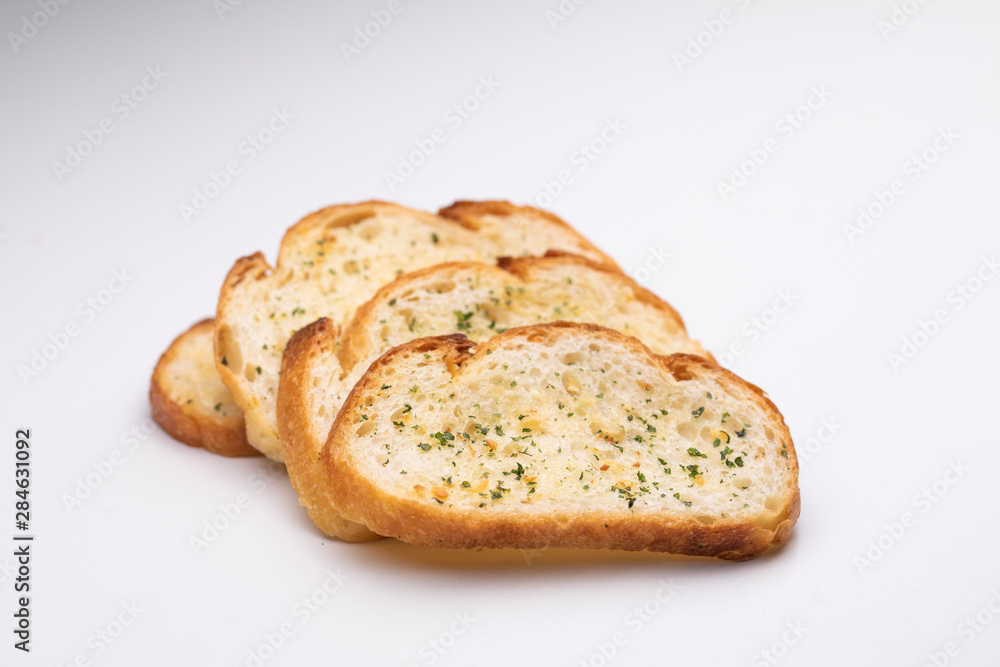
[215, 200, 618, 461]
[324, 323, 799, 559]
[150, 319, 259, 457]
[278, 254, 711, 541]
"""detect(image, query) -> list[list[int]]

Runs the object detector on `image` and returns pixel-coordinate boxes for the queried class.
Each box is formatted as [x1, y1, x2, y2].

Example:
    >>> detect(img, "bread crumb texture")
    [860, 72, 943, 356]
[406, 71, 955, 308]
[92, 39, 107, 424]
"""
[333, 323, 798, 555]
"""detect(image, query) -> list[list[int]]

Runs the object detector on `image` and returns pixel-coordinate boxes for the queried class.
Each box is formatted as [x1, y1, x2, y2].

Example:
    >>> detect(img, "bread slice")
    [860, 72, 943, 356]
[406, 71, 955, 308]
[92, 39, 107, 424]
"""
[150, 319, 259, 457]
[324, 322, 799, 559]
[278, 253, 711, 541]
[215, 200, 618, 461]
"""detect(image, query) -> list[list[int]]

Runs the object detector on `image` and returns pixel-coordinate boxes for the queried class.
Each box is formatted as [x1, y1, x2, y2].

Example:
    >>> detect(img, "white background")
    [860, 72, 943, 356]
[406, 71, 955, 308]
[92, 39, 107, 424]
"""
[2, 0, 999, 665]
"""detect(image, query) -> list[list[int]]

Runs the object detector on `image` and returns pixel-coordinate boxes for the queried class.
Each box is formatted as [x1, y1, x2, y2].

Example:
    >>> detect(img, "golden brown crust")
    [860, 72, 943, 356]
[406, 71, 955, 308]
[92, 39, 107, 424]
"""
[149, 319, 259, 457]
[438, 201, 621, 271]
[325, 323, 798, 560]
[278, 319, 382, 542]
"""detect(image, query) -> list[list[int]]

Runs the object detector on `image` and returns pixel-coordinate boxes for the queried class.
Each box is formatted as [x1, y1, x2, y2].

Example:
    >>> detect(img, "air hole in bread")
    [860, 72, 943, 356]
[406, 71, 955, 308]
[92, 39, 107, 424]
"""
[554, 512, 569, 524]
[560, 351, 585, 365]
[427, 280, 455, 294]
[529, 367, 542, 377]
[733, 476, 751, 490]
[696, 515, 715, 525]
[676, 422, 697, 440]
[764, 426, 775, 440]
[527, 333, 546, 343]
[343, 260, 361, 275]
[357, 220, 383, 241]
[764, 495, 780, 511]
[589, 343, 601, 352]
[244, 364, 256, 382]
[356, 421, 375, 437]
[562, 371, 581, 395]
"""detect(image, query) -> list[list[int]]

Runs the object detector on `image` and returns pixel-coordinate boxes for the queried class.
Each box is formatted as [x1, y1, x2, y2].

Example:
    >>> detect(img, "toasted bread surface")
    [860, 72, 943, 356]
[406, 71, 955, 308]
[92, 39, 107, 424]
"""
[150, 319, 259, 457]
[279, 254, 712, 540]
[325, 323, 798, 559]
[216, 201, 617, 461]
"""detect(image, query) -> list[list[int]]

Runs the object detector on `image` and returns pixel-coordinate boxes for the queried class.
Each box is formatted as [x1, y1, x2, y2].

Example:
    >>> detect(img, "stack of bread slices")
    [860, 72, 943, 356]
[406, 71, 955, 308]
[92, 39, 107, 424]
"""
[151, 200, 798, 560]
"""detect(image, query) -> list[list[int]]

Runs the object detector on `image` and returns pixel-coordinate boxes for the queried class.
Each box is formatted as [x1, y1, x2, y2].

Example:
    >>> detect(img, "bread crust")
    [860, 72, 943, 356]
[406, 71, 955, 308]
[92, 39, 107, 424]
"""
[278, 318, 382, 542]
[325, 323, 798, 560]
[149, 319, 259, 457]
[439, 201, 620, 270]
